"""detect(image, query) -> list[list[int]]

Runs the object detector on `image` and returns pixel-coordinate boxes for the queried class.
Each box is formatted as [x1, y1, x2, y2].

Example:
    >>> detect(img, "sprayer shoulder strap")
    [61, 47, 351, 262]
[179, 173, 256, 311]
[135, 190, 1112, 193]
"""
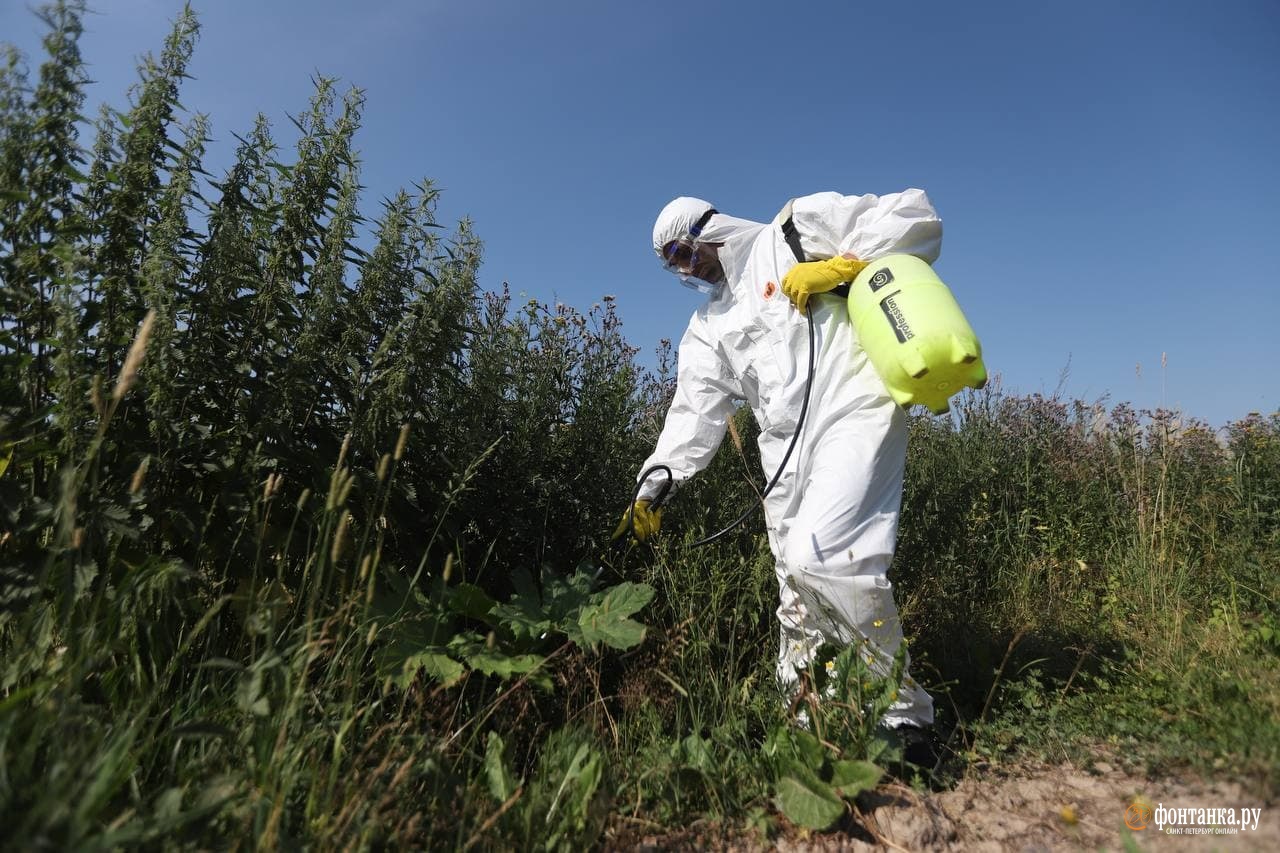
[779, 198, 851, 298]
[779, 199, 807, 264]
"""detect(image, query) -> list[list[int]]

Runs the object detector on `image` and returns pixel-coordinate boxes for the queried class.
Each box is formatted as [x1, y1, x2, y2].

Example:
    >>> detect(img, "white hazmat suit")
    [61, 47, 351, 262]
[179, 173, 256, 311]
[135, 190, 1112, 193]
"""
[638, 190, 940, 728]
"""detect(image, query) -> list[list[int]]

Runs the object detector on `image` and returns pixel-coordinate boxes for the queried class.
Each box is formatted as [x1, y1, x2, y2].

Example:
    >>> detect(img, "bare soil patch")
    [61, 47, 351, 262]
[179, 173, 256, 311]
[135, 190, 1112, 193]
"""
[829, 759, 1278, 852]
[623, 756, 1277, 851]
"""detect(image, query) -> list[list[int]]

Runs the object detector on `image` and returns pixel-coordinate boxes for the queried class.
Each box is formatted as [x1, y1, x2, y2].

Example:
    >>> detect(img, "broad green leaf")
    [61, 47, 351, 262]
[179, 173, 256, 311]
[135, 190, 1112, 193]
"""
[775, 773, 844, 830]
[448, 582, 497, 622]
[401, 651, 465, 687]
[491, 595, 551, 643]
[680, 733, 715, 773]
[790, 728, 826, 768]
[380, 614, 453, 650]
[575, 582, 655, 651]
[466, 651, 544, 680]
[830, 759, 882, 798]
[540, 570, 595, 622]
[573, 610, 644, 651]
[594, 582, 655, 618]
[376, 639, 466, 688]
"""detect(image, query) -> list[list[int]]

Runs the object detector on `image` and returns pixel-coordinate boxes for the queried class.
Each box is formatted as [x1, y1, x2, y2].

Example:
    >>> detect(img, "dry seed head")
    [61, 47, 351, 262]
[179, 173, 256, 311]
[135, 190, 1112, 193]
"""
[327, 466, 342, 509]
[442, 553, 454, 584]
[90, 375, 105, 418]
[262, 472, 284, 500]
[376, 453, 391, 483]
[359, 553, 372, 581]
[336, 470, 355, 507]
[394, 422, 410, 461]
[129, 456, 150, 495]
[296, 488, 312, 512]
[330, 510, 351, 564]
[727, 416, 744, 454]
[71, 527, 85, 549]
[327, 467, 352, 510]
[112, 309, 157, 403]
[337, 432, 352, 470]
[366, 623, 378, 645]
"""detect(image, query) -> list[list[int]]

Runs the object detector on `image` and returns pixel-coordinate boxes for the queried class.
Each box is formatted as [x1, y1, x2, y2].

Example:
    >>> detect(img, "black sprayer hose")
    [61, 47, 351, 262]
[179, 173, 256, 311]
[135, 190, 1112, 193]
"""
[629, 308, 817, 547]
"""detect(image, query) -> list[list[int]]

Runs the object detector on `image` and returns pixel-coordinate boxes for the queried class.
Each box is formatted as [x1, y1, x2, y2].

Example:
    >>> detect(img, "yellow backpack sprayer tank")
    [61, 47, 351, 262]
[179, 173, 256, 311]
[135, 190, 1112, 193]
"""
[847, 254, 986, 414]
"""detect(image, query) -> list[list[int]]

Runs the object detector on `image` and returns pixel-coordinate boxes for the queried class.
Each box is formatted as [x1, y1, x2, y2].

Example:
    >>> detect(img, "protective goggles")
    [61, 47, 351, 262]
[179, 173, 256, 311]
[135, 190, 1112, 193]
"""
[660, 207, 718, 289]
[661, 239, 699, 275]
[662, 240, 721, 293]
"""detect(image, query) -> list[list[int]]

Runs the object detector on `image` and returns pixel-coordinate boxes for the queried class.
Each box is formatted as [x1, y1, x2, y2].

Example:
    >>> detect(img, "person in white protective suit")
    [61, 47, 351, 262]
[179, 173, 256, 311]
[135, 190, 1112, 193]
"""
[619, 189, 941, 735]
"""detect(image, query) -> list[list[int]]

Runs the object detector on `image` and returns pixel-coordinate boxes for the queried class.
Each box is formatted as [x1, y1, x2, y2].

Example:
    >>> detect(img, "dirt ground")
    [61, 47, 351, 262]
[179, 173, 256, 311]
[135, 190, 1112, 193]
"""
[626, 756, 1277, 852]
[819, 759, 1277, 852]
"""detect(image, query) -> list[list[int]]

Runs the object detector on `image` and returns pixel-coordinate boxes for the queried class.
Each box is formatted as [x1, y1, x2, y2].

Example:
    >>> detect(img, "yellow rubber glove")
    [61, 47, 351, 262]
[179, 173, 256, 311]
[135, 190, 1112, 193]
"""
[611, 499, 663, 543]
[781, 255, 868, 313]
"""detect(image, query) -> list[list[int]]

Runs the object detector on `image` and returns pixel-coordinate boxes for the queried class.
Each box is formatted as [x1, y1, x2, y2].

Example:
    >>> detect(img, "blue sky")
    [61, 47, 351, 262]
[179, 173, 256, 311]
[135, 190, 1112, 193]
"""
[4, 0, 1278, 427]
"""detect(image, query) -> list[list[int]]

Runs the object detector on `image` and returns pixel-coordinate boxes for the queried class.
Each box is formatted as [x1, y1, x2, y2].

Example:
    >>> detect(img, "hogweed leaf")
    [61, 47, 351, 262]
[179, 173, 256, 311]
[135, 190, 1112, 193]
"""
[465, 650, 544, 680]
[574, 582, 654, 651]
[829, 759, 881, 798]
[775, 772, 844, 831]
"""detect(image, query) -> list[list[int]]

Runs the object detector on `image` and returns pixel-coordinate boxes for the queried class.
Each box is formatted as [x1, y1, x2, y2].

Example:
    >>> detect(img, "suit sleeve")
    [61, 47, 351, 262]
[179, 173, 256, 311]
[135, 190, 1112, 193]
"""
[635, 314, 740, 502]
[790, 188, 942, 264]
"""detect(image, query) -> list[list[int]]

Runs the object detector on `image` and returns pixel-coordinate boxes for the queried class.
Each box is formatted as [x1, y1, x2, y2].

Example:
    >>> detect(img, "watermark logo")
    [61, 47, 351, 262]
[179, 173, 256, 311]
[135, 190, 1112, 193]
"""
[1125, 801, 1264, 835]
[1125, 802, 1152, 830]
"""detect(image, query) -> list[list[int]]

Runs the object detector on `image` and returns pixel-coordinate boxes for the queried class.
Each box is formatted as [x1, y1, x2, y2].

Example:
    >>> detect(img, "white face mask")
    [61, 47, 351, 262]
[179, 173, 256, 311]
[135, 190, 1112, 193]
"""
[679, 276, 722, 295]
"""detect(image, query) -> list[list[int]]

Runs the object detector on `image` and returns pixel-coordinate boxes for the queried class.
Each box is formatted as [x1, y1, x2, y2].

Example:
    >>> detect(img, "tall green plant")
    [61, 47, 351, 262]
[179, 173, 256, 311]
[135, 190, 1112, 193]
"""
[95, 5, 198, 383]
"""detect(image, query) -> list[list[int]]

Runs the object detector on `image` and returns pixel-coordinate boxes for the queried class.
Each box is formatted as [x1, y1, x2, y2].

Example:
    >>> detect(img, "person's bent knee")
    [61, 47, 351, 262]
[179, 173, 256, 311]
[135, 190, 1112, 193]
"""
[780, 535, 891, 580]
